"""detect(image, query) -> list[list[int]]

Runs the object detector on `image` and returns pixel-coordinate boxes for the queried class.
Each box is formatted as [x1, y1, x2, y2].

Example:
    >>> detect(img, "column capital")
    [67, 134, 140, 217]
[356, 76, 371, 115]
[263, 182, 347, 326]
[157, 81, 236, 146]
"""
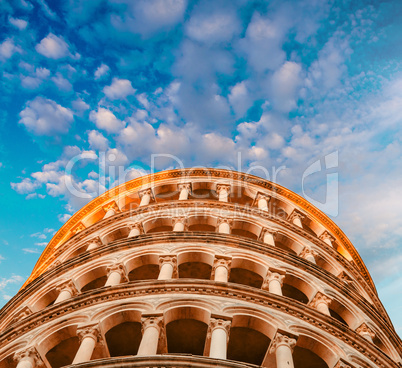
[268, 332, 297, 354]
[56, 280, 78, 295]
[127, 222, 143, 232]
[138, 188, 153, 199]
[216, 217, 233, 228]
[255, 192, 271, 202]
[338, 271, 352, 282]
[159, 254, 177, 267]
[177, 182, 192, 191]
[262, 269, 286, 290]
[71, 222, 86, 235]
[13, 305, 32, 323]
[260, 227, 277, 239]
[102, 201, 120, 212]
[216, 184, 231, 194]
[14, 347, 44, 367]
[106, 263, 128, 282]
[85, 236, 102, 246]
[334, 359, 354, 368]
[299, 246, 318, 260]
[209, 318, 231, 333]
[213, 255, 232, 270]
[77, 324, 102, 343]
[141, 315, 164, 332]
[319, 230, 335, 243]
[309, 291, 332, 309]
[356, 322, 375, 339]
[172, 216, 188, 228]
[288, 209, 306, 222]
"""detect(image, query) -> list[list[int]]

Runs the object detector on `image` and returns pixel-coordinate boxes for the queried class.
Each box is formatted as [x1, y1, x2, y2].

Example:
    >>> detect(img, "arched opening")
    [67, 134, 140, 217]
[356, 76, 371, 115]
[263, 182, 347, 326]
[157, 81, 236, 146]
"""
[154, 183, 179, 202]
[144, 218, 173, 234]
[231, 221, 259, 240]
[105, 322, 142, 357]
[41, 326, 79, 368]
[229, 258, 267, 289]
[164, 306, 210, 356]
[191, 181, 214, 200]
[187, 215, 216, 232]
[282, 275, 314, 304]
[177, 252, 214, 280]
[76, 266, 108, 293]
[274, 234, 303, 255]
[227, 315, 274, 365]
[328, 299, 355, 327]
[101, 310, 142, 357]
[32, 288, 59, 312]
[282, 284, 309, 304]
[125, 254, 160, 282]
[65, 245, 88, 262]
[102, 227, 130, 245]
[293, 346, 328, 368]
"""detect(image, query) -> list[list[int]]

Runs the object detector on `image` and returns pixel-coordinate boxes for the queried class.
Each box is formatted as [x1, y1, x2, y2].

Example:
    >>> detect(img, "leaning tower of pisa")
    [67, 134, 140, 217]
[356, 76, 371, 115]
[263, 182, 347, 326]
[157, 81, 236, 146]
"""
[0, 169, 401, 368]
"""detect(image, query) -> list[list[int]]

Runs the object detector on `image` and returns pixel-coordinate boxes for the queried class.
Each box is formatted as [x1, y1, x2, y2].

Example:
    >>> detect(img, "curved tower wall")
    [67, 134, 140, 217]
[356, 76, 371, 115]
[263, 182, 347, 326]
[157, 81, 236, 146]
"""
[0, 169, 401, 368]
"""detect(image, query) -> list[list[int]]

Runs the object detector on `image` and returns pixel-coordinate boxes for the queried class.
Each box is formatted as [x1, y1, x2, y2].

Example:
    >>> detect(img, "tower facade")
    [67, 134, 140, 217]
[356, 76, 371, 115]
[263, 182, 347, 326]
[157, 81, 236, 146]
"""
[0, 169, 401, 368]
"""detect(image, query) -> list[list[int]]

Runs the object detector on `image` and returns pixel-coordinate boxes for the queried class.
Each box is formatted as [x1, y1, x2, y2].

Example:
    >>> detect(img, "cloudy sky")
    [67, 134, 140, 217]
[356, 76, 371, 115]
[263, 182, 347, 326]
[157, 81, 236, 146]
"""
[1, 0, 402, 334]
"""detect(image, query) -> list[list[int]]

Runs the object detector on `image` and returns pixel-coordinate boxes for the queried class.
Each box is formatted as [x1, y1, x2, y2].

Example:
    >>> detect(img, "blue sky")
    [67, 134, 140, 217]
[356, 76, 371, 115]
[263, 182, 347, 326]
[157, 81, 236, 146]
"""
[1, 0, 402, 334]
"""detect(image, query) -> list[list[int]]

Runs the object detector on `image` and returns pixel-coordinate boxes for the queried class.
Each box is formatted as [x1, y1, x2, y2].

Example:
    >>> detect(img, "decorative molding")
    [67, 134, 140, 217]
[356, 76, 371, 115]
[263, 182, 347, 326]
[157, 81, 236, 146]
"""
[13, 346, 44, 366]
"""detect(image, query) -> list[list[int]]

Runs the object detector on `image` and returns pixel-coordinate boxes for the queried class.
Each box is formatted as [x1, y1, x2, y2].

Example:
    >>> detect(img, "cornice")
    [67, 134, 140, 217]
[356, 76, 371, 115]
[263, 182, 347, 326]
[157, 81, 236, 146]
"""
[0, 280, 398, 368]
[1, 234, 399, 356]
[22, 169, 373, 290]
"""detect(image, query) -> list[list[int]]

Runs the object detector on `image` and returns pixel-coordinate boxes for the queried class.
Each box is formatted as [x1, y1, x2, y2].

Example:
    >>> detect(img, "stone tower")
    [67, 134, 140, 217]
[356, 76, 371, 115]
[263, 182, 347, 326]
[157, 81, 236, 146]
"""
[0, 169, 401, 368]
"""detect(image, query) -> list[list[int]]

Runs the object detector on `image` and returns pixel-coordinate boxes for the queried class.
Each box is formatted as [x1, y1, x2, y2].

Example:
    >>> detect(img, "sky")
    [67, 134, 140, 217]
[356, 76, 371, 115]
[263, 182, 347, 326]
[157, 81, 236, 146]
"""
[1, 0, 402, 335]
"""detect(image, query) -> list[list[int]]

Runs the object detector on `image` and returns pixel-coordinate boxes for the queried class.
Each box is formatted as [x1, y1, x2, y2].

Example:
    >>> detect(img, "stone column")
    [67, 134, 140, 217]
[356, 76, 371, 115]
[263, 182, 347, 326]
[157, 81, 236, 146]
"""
[104, 263, 128, 286]
[14, 347, 44, 368]
[172, 217, 187, 232]
[137, 316, 163, 356]
[72, 325, 101, 364]
[212, 255, 232, 282]
[217, 218, 232, 234]
[208, 318, 231, 359]
[216, 184, 231, 202]
[309, 292, 332, 316]
[127, 222, 143, 238]
[356, 323, 375, 343]
[54, 280, 78, 304]
[260, 228, 276, 246]
[319, 231, 335, 247]
[139, 189, 153, 206]
[256, 192, 270, 211]
[86, 237, 102, 251]
[288, 210, 305, 228]
[103, 202, 119, 219]
[158, 255, 177, 280]
[262, 270, 285, 296]
[178, 183, 191, 200]
[299, 247, 317, 264]
[269, 333, 297, 368]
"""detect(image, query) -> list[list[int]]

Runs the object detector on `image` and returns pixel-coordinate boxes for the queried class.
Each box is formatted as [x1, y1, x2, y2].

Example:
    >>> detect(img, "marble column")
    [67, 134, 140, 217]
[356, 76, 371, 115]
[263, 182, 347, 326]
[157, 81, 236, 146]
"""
[309, 292, 332, 316]
[212, 256, 232, 282]
[269, 333, 297, 368]
[158, 255, 177, 280]
[178, 183, 191, 200]
[260, 228, 276, 246]
[104, 263, 128, 286]
[172, 217, 187, 232]
[127, 222, 143, 238]
[72, 325, 101, 364]
[319, 231, 335, 247]
[54, 280, 78, 304]
[288, 210, 305, 228]
[14, 347, 43, 368]
[299, 247, 317, 264]
[208, 318, 231, 359]
[217, 218, 232, 234]
[356, 323, 375, 343]
[216, 184, 231, 202]
[256, 192, 270, 211]
[262, 270, 285, 296]
[137, 316, 163, 356]
[139, 189, 152, 206]
[86, 237, 102, 251]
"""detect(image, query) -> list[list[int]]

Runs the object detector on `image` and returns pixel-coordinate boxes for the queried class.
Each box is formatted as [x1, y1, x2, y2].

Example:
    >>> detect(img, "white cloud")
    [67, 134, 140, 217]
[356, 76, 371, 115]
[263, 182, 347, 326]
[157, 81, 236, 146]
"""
[0, 275, 24, 291]
[51, 72, 72, 91]
[21, 67, 50, 90]
[19, 96, 74, 135]
[0, 39, 21, 61]
[94, 63, 110, 79]
[89, 108, 125, 133]
[35, 33, 70, 59]
[228, 81, 253, 118]
[72, 98, 90, 112]
[103, 78, 136, 99]
[9, 16, 28, 30]
[11, 178, 41, 194]
[88, 130, 110, 151]
[58, 213, 71, 223]
[22, 248, 41, 254]
[37, 0, 57, 19]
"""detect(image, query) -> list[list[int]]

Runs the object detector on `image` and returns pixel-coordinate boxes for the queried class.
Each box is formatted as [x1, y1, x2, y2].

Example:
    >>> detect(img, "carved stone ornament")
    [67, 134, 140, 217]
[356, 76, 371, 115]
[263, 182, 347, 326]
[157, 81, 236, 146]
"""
[77, 324, 102, 343]
[14, 346, 44, 366]
[309, 291, 332, 309]
[268, 333, 297, 354]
